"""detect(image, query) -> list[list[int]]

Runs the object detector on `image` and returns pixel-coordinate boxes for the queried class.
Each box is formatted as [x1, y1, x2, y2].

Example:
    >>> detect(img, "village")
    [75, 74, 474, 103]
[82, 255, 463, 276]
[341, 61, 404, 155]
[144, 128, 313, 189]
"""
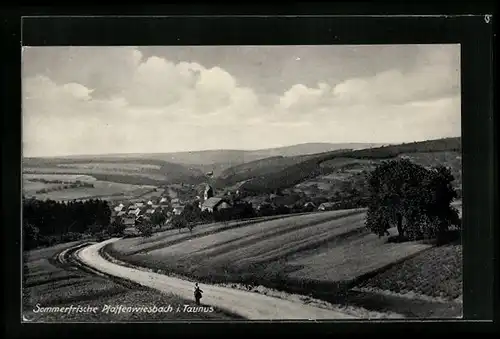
[110, 181, 363, 237]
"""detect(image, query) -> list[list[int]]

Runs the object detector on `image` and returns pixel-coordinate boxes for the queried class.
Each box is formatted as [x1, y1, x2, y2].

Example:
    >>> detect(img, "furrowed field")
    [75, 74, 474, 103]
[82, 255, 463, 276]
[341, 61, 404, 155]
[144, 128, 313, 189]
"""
[107, 207, 463, 317]
[22, 242, 238, 322]
[22, 174, 158, 202]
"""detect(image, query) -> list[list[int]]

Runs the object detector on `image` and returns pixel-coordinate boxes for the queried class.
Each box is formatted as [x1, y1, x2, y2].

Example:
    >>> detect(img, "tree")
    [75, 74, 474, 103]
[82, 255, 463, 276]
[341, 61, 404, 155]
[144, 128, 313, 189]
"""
[136, 220, 153, 237]
[150, 211, 166, 227]
[171, 215, 188, 233]
[23, 222, 40, 251]
[366, 159, 459, 241]
[108, 218, 126, 236]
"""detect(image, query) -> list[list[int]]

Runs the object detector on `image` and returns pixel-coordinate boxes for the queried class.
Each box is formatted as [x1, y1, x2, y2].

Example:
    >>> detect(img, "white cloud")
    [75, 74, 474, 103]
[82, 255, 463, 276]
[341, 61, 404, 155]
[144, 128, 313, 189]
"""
[22, 45, 461, 157]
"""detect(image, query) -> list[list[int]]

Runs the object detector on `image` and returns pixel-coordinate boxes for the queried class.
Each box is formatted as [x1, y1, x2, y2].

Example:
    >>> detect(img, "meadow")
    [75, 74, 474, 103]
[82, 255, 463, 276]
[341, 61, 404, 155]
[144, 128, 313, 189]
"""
[22, 173, 157, 202]
[107, 207, 463, 318]
[22, 241, 238, 322]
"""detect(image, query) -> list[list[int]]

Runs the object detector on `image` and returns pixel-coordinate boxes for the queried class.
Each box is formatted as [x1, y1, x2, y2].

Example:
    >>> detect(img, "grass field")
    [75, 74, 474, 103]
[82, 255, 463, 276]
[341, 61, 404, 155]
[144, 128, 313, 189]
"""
[111, 209, 362, 255]
[23, 166, 169, 181]
[22, 242, 238, 322]
[357, 244, 462, 301]
[107, 207, 463, 318]
[23, 173, 157, 201]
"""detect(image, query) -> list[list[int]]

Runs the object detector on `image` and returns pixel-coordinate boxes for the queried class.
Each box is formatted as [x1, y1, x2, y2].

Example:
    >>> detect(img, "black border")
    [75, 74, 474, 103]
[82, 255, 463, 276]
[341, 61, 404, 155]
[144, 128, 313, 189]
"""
[3, 6, 497, 337]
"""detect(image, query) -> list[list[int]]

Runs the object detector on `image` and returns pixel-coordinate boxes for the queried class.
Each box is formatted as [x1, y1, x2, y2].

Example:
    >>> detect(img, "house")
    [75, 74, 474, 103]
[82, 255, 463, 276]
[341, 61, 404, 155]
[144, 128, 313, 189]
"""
[271, 195, 299, 209]
[117, 211, 126, 217]
[171, 198, 180, 204]
[123, 217, 136, 227]
[201, 197, 232, 213]
[318, 202, 337, 211]
[134, 202, 144, 208]
[304, 202, 317, 209]
[173, 206, 185, 215]
[159, 197, 168, 204]
[147, 200, 153, 206]
[128, 208, 141, 217]
[146, 209, 155, 215]
[114, 205, 123, 212]
[256, 202, 274, 212]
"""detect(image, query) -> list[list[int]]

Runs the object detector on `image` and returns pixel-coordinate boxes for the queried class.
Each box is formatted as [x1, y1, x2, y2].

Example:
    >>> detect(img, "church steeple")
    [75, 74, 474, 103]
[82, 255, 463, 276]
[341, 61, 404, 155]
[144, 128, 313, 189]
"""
[203, 184, 214, 201]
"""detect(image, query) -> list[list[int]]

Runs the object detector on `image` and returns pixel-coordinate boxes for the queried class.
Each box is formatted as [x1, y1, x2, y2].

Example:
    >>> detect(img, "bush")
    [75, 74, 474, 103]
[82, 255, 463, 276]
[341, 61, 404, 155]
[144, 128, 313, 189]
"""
[61, 232, 83, 242]
[137, 222, 153, 237]
[108, 218, 126, 236]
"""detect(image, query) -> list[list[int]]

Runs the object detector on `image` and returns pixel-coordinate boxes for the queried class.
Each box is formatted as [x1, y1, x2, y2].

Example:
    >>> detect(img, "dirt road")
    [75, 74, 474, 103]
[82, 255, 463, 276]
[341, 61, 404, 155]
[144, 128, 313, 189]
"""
[76, 238, 357, 320]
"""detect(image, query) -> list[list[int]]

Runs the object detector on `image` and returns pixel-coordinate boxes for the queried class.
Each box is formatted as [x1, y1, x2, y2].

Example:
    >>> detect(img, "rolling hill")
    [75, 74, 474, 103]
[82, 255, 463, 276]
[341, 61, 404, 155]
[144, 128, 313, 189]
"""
[23, 157, 206, 186]
[33, 143, 384, 176]
[231, 137, 461, 195]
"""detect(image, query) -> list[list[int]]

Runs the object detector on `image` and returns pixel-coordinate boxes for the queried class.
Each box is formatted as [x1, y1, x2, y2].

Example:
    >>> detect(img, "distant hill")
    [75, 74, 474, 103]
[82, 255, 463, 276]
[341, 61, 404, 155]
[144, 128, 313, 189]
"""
[235, 137, 461, 195]
[31, 143, 385, 177]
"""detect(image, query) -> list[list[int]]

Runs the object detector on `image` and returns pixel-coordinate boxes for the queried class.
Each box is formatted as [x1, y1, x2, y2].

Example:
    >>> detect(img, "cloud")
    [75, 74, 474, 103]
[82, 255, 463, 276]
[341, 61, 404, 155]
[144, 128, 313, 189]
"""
[269, 44, 460, 127]
[22, 45, 461, 157]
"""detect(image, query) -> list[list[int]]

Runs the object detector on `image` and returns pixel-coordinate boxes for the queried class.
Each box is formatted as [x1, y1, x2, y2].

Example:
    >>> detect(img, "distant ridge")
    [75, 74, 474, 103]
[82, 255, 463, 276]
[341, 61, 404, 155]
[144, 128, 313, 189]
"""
[25, 142, 388, 165]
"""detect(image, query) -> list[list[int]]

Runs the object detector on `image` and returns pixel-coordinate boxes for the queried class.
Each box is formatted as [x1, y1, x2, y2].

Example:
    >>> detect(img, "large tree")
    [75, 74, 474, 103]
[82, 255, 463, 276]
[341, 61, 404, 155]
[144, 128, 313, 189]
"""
[366, 159, 460, 241]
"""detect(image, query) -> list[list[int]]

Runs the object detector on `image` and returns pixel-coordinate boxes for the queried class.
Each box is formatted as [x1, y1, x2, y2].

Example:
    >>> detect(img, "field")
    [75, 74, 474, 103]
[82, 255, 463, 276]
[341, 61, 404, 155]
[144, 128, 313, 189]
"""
[23, 157, 206, 186]
[292, 150, 461, 198]
[107, 207, 463, 317]
[357, 244, 462, 301]
[22, 242, 238, 322]
[22, 173, 158, 202]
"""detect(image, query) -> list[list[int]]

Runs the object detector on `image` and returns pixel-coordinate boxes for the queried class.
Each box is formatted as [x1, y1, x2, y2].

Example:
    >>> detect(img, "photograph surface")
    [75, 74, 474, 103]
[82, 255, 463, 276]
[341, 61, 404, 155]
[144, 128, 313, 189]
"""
[21, 44, 463, 321]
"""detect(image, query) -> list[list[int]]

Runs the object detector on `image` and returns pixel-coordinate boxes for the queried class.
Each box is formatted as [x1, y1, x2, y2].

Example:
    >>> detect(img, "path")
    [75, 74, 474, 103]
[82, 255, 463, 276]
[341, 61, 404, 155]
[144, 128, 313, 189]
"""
[76, 238, 357, 320]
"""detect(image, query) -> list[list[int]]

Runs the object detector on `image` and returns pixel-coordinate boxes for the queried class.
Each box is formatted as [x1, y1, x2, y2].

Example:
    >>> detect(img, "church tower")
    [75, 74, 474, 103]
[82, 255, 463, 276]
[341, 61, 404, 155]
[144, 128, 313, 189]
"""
[203, 184, 214, 201]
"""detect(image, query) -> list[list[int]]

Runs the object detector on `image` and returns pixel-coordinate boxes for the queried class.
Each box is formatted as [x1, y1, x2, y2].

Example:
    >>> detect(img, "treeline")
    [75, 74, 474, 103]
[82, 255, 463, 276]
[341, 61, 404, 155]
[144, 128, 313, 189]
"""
[22, 197, 112, 250]
[35, 181, 94, 193]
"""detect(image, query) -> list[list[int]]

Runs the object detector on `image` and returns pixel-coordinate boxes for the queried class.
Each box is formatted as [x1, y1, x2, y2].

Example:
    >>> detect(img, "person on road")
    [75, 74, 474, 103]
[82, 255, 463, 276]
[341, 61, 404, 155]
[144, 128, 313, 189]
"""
[194, 283, 203, 305]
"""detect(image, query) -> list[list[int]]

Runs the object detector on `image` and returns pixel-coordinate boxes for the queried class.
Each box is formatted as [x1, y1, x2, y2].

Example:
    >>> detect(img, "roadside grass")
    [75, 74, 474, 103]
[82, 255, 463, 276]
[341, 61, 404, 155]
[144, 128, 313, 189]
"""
[22, 242, 239, 322]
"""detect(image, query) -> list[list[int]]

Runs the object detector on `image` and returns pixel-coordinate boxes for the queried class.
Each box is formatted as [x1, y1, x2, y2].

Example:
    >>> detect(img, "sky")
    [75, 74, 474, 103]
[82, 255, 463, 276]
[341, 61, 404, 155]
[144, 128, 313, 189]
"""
[22, 44, 461, 157]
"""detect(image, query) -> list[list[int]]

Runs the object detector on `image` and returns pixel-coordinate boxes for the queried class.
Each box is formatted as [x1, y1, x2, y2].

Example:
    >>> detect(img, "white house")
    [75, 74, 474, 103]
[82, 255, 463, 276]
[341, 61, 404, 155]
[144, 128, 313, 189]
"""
[173, 206, 185, 215]
[318, 202, 337, 211]
[128, 208, 141, 217]
[201, 197, 231, 213]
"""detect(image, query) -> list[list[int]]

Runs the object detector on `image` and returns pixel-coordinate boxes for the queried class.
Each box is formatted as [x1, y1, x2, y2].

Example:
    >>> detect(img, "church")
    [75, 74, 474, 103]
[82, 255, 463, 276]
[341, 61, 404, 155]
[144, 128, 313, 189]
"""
[200, 183, 232, 213]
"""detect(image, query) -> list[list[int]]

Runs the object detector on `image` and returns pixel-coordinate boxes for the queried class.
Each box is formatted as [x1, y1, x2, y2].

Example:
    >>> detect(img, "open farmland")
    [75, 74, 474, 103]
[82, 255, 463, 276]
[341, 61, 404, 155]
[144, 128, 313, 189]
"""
[23, 157, 205, 186]
[23, 166, 169, 182]
[110, 212, 340, 256]
[357, 244, 462, 301]
[22, 173, 158, 202]
[56, 162, 162, 171]
[22, 242, 238, 322]
[107, 204, 463, 317]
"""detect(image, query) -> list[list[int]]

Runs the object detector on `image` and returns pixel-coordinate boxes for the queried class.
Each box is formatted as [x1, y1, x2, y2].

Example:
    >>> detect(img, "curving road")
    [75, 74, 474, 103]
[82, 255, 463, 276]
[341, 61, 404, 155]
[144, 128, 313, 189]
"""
[76, 238, 357, 320]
